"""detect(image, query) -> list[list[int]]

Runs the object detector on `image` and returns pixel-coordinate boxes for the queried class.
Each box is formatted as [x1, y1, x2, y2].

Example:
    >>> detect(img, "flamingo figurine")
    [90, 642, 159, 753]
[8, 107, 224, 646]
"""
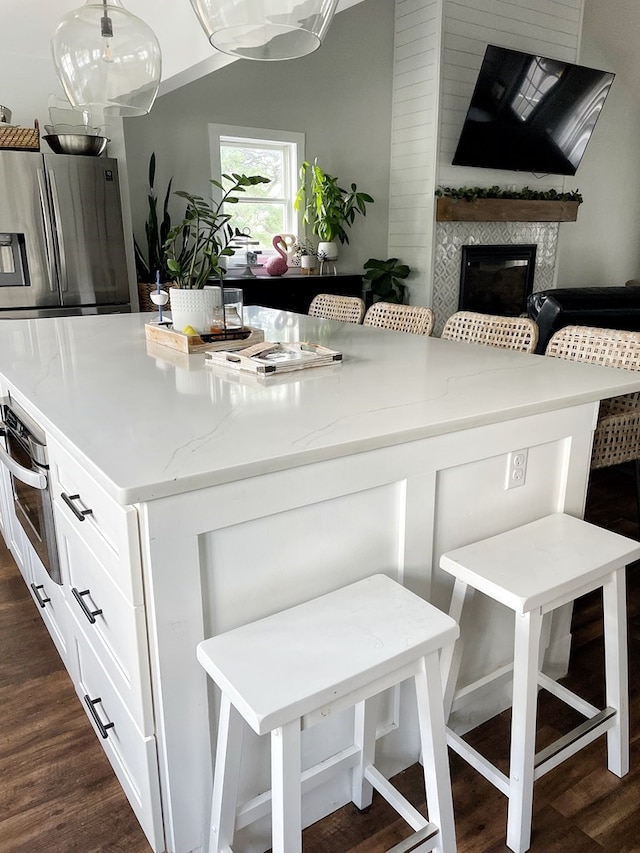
[265, 235, 289, 277]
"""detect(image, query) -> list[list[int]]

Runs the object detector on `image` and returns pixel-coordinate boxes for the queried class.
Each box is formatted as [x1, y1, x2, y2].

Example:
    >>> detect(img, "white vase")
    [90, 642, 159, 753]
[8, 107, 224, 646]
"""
[317, 241, 338, 261]
[317, 241, 338, 274]
[169, 287, 216, 333]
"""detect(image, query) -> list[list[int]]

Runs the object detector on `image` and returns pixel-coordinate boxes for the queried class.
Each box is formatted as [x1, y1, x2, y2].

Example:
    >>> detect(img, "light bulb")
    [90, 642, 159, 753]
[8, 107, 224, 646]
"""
[101, 4, 113, 62]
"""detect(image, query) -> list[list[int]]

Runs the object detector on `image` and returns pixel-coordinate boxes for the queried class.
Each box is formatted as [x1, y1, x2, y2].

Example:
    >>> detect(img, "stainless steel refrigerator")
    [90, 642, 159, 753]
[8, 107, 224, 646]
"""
[0, 151, 131, 318]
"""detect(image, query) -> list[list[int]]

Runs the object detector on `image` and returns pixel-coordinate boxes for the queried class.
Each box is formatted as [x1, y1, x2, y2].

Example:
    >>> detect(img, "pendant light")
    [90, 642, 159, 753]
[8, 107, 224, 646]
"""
[190, 0, 339, 61]
[51, 0, 161, 117]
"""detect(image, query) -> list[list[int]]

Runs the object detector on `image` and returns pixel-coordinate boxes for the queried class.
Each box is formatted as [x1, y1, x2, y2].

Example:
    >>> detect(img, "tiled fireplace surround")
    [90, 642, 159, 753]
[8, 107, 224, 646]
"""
[431, 220, 559, 335]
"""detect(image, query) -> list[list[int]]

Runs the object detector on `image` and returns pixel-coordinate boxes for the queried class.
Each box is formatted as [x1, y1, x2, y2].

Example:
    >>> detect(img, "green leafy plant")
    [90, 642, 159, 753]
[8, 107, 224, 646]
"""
[134, 152, 173, 282]
[364, 258, 410, 304]
[435, 185, 583, 203]
[294, 159, 374, 244]
[163, 173, 270, 289]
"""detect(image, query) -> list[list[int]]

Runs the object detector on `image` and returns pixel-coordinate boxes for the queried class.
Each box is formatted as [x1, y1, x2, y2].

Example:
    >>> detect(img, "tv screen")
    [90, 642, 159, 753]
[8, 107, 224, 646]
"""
[452, 45, 615, 176]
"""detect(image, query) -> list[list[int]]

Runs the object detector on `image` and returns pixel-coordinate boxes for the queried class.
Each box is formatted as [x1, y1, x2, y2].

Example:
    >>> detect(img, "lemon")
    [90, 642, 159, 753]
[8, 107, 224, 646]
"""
[182, 325, 199, 336]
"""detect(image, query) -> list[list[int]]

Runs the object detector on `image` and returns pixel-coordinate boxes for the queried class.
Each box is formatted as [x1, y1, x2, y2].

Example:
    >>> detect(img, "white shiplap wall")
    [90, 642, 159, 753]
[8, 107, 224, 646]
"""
[388, 0, 585, 307]
[388, 1, 443, 297]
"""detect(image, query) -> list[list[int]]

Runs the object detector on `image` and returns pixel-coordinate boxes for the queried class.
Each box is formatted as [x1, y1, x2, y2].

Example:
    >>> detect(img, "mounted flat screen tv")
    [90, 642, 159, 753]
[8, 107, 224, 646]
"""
[452, 45, 615, 176]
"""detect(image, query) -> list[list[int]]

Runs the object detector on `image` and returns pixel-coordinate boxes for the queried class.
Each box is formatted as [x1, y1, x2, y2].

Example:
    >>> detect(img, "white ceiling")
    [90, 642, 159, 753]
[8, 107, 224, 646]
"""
[5, 1, 364, 89]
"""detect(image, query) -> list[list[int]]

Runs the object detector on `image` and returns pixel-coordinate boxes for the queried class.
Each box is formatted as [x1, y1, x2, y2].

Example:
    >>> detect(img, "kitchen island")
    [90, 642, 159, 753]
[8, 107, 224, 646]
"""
[1, 307, 639, 853]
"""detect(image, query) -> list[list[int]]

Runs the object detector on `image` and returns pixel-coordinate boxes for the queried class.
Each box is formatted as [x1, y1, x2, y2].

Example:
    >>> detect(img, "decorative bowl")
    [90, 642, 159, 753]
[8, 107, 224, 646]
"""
[44, 123, 102, 137]
[43, 134, 109, 156]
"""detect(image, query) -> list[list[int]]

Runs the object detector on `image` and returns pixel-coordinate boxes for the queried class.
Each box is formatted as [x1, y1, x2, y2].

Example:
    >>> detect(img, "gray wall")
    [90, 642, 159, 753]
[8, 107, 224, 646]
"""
[124, 0, 394, 277]
[555, 0, 640, 287]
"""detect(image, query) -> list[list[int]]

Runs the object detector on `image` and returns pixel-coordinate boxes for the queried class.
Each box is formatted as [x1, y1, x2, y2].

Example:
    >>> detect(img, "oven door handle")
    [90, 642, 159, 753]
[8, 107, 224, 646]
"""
[0, 443, 47, 490]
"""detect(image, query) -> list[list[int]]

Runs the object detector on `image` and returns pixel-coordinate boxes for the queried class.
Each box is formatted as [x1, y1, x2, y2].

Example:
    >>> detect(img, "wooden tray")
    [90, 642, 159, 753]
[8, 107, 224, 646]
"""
[145, 323, 264, 354]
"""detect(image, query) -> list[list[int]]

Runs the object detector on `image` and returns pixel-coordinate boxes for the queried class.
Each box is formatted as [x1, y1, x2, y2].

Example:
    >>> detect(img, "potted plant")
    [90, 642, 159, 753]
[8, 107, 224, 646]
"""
[294, 159, 374, 263]
[134, 153, 174, 312]
[363, 258, 410, 305]
[163, 172, 269, 332]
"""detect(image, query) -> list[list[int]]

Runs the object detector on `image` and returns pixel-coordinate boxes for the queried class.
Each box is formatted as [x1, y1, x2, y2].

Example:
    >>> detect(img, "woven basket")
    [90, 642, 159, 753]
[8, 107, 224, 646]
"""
[0, 119, 40, 151]
[138, 282, 174, 313]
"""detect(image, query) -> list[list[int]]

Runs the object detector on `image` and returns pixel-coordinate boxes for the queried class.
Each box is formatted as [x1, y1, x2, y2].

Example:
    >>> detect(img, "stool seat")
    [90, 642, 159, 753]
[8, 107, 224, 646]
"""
[198, 573, 458, 736]
[440, 512, 640, 853]
[198, 574, 460, 853]
[440, 512, 640, 614]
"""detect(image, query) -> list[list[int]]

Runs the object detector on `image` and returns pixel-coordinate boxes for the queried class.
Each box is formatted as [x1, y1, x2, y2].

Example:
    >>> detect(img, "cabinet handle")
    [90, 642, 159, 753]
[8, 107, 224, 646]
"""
[83, 695, 114, 739]
[72, 587, 103, 624]
[30, 582, 51, 608]
[61, 492, 94, 522]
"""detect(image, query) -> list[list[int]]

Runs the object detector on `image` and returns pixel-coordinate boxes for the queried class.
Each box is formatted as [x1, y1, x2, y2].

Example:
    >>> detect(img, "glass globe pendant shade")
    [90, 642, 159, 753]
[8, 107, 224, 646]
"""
[190, 0, 339, 61]
[51, 0, 161, 117]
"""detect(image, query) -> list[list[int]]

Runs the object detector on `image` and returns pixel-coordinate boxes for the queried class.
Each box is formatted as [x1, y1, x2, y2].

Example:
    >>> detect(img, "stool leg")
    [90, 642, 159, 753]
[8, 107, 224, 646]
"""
[440, 578, 475, 720]
[506, 608, 542, 853]
[415, 651, 457, 853]
[352, 695, 379, 810]
[270, 719, 302, 853]
[209, 695, 244, 853]
[602, 567, 629, 777]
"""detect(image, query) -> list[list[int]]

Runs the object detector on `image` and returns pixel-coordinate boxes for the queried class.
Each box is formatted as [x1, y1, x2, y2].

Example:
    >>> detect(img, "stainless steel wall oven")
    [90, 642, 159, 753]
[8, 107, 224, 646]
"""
[0, 397, 60, 583]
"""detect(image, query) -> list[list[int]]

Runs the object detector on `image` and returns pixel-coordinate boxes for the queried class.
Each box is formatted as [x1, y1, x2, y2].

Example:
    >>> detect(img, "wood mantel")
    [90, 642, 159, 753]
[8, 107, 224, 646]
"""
[436, 197, 580, 223]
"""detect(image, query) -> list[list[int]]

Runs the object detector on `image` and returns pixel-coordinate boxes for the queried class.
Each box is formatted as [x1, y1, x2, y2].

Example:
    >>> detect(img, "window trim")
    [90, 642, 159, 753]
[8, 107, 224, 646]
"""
[208, 123, 305, 243]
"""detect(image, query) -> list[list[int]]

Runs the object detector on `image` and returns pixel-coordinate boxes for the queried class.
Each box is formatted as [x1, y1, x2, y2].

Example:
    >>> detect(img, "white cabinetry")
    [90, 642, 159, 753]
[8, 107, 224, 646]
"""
[48, 437, 164, 853]
[28, 545, 69, 664]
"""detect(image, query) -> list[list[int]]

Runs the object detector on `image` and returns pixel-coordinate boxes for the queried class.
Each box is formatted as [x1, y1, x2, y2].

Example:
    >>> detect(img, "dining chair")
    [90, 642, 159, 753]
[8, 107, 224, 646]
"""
[545, 324, 640, 519]
[363, 302, 435, 336]
[441, 310, 539, 353]
[308, 293, 365, 324]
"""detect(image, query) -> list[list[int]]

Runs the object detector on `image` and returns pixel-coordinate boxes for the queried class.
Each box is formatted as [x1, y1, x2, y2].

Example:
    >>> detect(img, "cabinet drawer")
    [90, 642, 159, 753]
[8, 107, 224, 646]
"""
[69, 610, 164, 853]
[49, 439, 143, 605]
[58, 506, 154, 735]
[29, 548, 69, 666]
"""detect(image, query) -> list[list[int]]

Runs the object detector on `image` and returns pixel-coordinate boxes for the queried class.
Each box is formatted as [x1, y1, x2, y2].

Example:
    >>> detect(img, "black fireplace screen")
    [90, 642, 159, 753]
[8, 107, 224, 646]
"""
[459, 244, 537, 316]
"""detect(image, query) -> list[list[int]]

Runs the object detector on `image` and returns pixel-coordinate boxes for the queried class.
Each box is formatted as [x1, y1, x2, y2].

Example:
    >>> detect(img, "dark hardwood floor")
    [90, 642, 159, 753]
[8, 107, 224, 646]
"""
[1, 465, 639, 852]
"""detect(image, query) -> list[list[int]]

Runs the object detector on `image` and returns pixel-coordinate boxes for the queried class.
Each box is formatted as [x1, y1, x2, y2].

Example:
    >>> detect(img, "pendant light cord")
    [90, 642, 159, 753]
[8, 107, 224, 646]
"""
[101, 0, 113, 38]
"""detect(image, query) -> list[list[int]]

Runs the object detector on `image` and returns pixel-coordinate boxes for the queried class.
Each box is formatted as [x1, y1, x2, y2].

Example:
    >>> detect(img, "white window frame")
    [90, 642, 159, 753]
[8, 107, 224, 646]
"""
[208, 124, 305, 253]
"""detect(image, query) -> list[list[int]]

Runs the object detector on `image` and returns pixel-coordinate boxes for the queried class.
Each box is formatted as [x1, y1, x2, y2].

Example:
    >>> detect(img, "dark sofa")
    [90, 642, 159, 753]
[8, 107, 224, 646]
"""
[527, 286, 640, 354]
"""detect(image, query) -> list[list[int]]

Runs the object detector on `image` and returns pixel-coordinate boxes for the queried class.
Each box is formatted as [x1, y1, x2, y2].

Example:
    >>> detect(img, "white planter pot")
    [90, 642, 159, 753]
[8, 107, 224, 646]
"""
[169, 287, 216, 333]
[300, 254, 317, 272]
[317, 241, 338, 261]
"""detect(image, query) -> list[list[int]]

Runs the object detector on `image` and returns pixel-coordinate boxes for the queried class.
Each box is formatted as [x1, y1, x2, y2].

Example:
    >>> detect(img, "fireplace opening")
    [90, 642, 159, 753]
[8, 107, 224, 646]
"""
[459, 244, 537, 316]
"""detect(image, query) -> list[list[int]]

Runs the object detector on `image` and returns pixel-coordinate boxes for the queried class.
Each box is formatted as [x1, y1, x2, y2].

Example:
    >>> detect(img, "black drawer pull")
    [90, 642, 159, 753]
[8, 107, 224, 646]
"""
[30, 582, 51, 608]
[83, 695, 114, 739]
[72, 587, 103, 624]
[61, 492, 94, 522]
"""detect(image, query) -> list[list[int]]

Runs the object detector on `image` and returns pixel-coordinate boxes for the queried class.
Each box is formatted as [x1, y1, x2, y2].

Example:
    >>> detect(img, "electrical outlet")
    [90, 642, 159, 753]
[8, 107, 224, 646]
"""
[505, 448, 528, 490]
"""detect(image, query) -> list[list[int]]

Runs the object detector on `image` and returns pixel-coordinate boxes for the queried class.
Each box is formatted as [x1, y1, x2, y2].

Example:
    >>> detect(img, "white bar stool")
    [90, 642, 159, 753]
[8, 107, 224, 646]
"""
[439, 513, 640, 853]
[197, 574, 459, 853]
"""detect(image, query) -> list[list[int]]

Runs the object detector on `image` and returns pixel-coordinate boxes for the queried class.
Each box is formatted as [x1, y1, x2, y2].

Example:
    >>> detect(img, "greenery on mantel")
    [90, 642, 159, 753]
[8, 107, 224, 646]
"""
[436, 185, 583, 204]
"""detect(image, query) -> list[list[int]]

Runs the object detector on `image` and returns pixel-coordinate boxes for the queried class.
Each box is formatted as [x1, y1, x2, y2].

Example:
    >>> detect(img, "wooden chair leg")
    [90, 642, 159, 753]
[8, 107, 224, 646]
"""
[506, 608, 542, 853]
[602, 567, 629, 776]
[208, 695, 244, 853]
[635, 459, 640, 532]
[270, 719, 302, 853]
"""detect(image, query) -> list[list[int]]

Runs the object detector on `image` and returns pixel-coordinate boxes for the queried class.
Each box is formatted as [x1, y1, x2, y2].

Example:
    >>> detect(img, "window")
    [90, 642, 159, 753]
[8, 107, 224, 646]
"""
[208, 124, 304, 261]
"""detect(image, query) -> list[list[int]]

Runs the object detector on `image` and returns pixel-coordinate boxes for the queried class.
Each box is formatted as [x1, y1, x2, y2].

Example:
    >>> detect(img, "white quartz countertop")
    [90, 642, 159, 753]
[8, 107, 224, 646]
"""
[1, 307, 639, 505]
